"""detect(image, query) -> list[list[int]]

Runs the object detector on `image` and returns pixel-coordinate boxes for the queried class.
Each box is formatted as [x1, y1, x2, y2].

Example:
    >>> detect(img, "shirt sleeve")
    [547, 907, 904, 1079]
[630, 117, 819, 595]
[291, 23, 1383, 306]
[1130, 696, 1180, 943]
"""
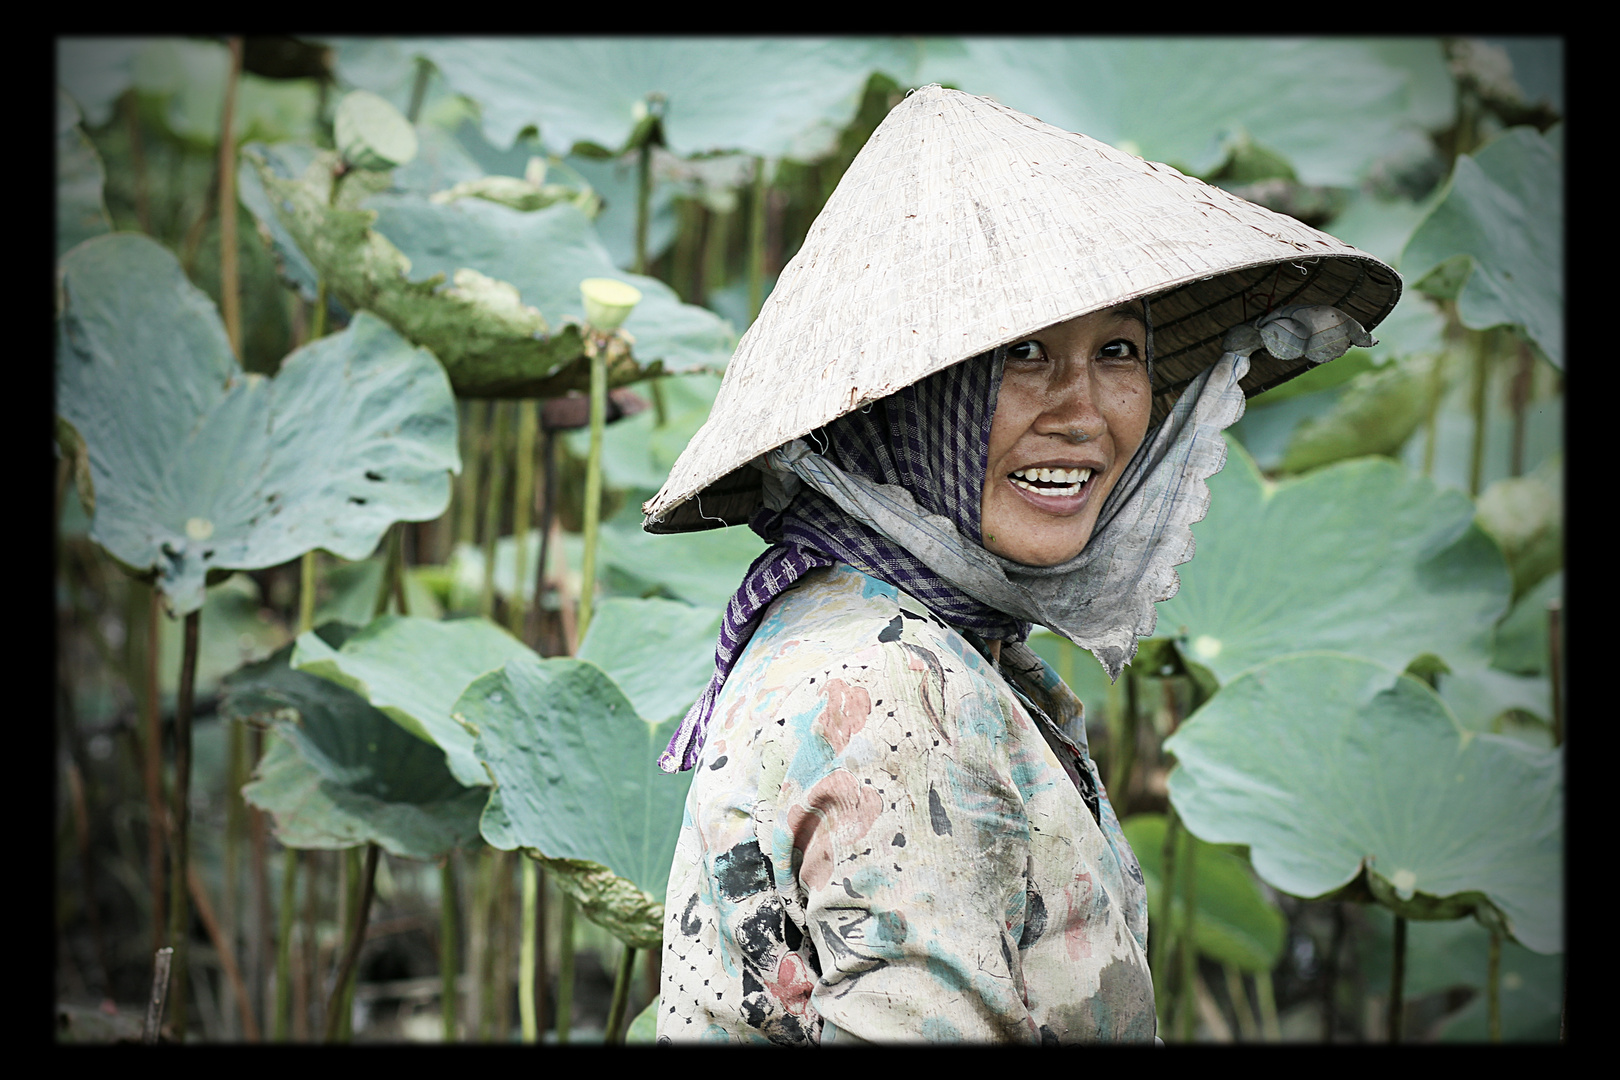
[766, 633, 1046, 1044]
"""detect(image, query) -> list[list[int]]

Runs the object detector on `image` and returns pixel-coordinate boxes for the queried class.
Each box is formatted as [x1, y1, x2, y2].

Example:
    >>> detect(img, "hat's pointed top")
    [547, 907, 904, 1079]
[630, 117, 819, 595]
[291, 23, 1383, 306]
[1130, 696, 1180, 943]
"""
[645, 86, 1397, 533]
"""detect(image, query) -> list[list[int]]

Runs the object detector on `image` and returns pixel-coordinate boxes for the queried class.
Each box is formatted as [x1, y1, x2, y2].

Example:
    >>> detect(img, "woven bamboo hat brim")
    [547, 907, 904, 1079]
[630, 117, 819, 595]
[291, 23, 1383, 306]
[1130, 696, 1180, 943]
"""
[644, 85, 1398, 533]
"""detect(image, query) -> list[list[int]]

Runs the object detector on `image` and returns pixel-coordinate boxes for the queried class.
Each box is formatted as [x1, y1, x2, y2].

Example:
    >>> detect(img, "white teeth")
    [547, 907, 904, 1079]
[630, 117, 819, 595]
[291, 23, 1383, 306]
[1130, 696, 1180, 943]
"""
[1011, 466, 1093, 485]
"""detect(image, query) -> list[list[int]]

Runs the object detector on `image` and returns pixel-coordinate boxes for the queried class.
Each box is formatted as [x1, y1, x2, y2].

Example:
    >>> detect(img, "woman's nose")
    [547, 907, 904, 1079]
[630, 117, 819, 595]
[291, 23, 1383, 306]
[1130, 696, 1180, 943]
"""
[1034, 367, 1105, 441]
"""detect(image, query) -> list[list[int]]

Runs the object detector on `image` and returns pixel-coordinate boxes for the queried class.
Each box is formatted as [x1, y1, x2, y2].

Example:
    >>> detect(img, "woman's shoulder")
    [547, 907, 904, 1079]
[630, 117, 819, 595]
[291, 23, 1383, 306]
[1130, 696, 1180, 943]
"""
[740, 562, 992, 678]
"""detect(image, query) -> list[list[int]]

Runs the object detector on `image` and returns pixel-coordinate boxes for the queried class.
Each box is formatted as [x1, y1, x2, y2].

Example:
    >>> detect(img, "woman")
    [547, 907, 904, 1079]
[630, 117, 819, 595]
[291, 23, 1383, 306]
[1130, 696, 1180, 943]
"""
[643, 87, 1397, 1044]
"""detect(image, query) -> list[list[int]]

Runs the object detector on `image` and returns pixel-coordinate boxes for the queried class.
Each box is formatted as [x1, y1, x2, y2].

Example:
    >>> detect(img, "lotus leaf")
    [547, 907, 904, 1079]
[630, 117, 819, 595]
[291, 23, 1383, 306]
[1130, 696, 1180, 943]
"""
[917, 39, 1424, 186]
[228, 643, 485, 860]
[626, 996, 660, 1042]
[364, 193, 733, 378]
[411, 38, 919, 158]
[241, 144, 580, 397]
[1475, 456, 1562, 600]
[596, 518, 765, 609]
[313, 556, 445, 627]
[460, 655, 693, 947]
[56, 235, 459, 616]
[577, 597, 722, 724]
[1165, 652, 1562, 954]
[291, 615, 535, 788]
[1402, 127, 1563, 368]
[1154, 439, 1511, 685]
[1398, 357, 1562, 496]
[56, 90, 111, 257]
[1122, 814, 1285, 973]
[1354, 904, 1563, 1042]
[1278, 352, 1442, 474]
[1492, 570, 1561, 676]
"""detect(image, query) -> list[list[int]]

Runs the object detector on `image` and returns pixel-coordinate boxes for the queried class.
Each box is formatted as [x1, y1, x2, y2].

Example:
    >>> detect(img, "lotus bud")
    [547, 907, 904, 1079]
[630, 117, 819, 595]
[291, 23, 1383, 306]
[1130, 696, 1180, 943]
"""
[334, 90, 419, 172]
[580, 278, 642, 333]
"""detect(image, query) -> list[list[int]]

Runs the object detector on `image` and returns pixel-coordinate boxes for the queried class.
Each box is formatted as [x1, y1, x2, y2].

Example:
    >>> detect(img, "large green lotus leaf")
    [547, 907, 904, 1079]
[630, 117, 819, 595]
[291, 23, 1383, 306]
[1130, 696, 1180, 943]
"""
[1121, 814, 1285, 973]
[228, 644, 486, 860]
[1397, 355, 1563, 496]
[364, 193, 734, 376]
[1355, 905, 1563, 1042]
[1278, 352, 1442, 474]
[461, 655, 693, 946]
[291, 615, 535, 788]
[56, 235, 459, 616]
[56, 37, 148, 126]
[237, 141, 322, 302]
[242, 143, 580, 397]
[131, 38, 320, 148]
[1155, 439, 1510, 683]
[626, 996, 660, 1043]
[1493, 570, 1562, 677]
[564, 152, 680, 272]
[1403, 127, 1563, 368]
[313, 556, 446, 626]
[1475, 455, 1562, 601]
[158, 574, 288, 706]
[917, 39, 1421, 186]
[577, 597, 722, 724]
[57, 90, 111, 257]
[1165, 653, 1563, 954]
[1437, 946, 1563, 1042]
[412, 38, 919, 158]
[1434, 658, 1552, 740]
[596, 518, 765, 610]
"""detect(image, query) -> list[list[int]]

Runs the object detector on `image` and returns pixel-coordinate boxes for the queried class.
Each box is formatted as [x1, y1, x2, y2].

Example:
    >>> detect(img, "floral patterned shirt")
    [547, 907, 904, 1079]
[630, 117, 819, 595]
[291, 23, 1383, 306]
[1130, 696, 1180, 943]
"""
[658, 564, 1155, 1045]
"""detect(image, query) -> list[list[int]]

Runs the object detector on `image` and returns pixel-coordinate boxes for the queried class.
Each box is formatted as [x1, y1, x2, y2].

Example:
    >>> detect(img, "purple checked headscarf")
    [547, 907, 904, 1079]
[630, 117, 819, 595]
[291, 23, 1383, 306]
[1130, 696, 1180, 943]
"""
[657, 348, 1027, 772]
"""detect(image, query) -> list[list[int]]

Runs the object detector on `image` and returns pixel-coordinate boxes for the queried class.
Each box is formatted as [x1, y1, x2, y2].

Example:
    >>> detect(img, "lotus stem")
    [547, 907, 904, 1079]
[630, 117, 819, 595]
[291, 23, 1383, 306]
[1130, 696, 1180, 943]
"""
[456, 400, 485, 550]
[1224, 963, 1258, 1042]
[1487, 929, 1502, 1042]
[1468, 331, 1490, 498]
[166, 608, 201, 1041]
[527, 430, 557, 650]
[748, 156, 767, 324]
[324, 843, 380, 1042]
[556, 892, 576, 1044]
[224, 718, 246, 1034]
[1256, 968, 1280, 1041]
[219, 37, 244, 357]
[374, 522, 403, 619]
[274, 846, 298, 1041]
[1548, 598, 1563, 746]
[298, 551, 318, 634]
[142, 586, 166, 957]
[186, 861, 260, 1039]
[1177, 824, 1198, 1043]
[519, 857, 538, 1043]
[1388, 915, 1407, 1043]
[510, 402, 538, 637]
[1156, 806, 1180, 1036]
[605, 944, 637, 1045]
[634, 139, 652, 275]
[406, 57, 431, 125]
[440, 855, 459, 1042]
[577, 344, 607, 638]
[480, 403, 511, 621]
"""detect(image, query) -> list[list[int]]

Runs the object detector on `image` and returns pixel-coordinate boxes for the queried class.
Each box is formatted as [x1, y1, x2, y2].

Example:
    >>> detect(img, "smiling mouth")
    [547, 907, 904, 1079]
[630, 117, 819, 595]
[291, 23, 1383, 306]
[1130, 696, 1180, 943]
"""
[1008, 466, 1093, 498]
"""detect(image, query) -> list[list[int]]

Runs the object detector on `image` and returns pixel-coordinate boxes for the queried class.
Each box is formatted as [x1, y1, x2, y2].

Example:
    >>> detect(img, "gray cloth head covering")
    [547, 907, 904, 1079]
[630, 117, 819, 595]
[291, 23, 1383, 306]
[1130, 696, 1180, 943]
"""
[765, 304, 1373, 678]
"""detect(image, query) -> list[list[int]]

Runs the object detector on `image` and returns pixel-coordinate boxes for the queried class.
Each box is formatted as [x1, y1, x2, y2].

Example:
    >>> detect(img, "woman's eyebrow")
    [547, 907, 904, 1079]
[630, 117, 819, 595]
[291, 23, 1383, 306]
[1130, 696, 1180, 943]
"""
[1104, 304, 1147, 325]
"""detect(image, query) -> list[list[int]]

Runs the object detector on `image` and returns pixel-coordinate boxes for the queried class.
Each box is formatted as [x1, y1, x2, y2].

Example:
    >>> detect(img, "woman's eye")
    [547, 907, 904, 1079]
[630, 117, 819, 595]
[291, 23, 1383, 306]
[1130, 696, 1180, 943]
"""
[1099, 339, 1140, 361]
[1006, 340, 1046, 362]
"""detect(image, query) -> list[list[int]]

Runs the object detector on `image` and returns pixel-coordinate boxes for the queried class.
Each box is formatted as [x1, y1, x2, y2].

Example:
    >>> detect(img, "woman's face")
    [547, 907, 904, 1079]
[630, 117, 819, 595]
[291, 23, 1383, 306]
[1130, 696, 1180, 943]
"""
[980, 305, 1153, 567]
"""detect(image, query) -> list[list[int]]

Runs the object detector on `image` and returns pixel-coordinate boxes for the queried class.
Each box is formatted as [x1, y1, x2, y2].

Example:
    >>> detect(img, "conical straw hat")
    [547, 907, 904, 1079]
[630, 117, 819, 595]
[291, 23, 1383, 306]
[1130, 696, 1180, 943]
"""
[644, 85, 1398, 533]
